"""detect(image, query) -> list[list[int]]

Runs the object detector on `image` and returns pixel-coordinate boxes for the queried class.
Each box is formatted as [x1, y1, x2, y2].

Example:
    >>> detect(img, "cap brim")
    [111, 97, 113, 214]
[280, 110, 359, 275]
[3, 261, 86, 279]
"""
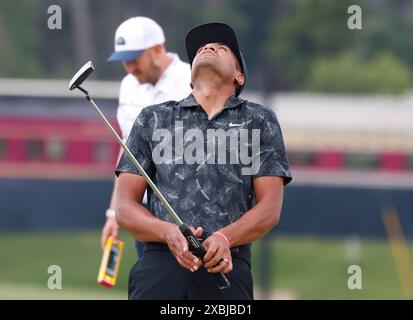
[107, 50, 144, 62]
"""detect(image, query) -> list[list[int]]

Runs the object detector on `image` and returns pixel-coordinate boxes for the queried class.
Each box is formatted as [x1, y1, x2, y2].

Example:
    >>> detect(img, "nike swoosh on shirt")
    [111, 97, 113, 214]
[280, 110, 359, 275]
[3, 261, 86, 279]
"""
[228, 122, 244, 127]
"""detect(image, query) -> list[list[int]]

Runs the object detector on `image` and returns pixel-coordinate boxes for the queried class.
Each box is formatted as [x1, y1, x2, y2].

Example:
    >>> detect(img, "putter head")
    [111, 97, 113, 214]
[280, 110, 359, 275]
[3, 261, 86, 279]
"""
[69, 61, 95, 90]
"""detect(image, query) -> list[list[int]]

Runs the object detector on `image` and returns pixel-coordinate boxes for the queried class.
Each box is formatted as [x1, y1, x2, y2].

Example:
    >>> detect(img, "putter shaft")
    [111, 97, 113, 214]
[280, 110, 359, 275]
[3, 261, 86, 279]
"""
[85, 93, 183, 226]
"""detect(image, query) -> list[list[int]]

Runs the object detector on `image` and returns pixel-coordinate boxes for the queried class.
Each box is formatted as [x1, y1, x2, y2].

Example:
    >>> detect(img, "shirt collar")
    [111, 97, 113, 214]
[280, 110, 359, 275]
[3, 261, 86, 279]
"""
[180, 93, 244, 109]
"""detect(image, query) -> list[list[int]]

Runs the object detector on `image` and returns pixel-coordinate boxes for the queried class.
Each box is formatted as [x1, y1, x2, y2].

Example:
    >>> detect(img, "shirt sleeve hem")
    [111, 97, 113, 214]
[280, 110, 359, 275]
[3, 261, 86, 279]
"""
[252, 172, 293, 186]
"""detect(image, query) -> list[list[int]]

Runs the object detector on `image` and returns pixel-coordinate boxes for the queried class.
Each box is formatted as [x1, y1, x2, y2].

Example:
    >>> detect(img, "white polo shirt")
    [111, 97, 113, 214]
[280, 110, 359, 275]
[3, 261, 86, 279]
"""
[117, 53, 191, 138]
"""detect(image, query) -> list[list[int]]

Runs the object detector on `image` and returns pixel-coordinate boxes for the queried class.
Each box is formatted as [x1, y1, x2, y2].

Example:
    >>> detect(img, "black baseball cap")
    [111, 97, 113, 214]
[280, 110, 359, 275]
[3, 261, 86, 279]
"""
[185, 22, 248, 96]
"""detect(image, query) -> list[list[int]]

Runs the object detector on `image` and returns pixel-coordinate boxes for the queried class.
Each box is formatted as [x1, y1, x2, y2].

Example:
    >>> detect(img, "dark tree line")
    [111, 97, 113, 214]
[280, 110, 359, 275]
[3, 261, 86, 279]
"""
[0, 0, 412, 93]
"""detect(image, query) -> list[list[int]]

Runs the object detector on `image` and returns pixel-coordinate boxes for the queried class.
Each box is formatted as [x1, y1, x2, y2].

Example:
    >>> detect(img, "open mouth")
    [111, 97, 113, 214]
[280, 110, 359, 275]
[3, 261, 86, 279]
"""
[199, 50, 216, 58]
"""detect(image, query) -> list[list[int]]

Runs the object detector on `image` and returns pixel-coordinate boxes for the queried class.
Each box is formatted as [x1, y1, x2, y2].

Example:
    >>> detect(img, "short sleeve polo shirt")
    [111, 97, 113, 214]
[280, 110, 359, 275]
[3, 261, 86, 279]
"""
[115, 94, 292, 235]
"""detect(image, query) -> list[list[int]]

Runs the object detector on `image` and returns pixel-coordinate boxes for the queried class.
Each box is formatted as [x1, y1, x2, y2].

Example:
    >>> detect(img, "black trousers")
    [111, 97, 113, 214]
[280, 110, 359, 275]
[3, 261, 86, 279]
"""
[135, 240, 145, 258]
[128, 243, 253, 300]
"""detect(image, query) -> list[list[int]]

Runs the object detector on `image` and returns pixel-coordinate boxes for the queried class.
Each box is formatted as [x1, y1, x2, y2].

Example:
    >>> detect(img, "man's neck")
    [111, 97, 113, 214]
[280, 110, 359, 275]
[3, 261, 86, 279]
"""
[192, 79, 235, 119]
[151, 53, 173, 86]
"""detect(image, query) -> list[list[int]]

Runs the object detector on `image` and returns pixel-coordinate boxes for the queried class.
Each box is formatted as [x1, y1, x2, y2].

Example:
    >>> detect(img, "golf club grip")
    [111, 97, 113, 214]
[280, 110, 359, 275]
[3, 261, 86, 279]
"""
[179, 224, 230, 290]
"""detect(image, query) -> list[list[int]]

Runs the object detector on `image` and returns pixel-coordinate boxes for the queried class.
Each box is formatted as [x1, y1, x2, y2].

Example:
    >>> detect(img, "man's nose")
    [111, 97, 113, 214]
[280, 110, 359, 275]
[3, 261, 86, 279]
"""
[202, 44, 216, 53]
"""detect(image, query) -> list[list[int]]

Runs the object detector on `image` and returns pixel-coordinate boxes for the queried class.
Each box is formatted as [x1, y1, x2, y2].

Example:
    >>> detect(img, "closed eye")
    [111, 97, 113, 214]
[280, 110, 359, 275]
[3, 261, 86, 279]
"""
[217, 45, 228, 51]
[196, 44, 229, 55]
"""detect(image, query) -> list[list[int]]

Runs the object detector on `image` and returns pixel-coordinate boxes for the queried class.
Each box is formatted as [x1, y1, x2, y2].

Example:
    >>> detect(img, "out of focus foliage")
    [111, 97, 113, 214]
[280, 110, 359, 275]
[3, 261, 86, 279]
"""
[0, 0, 412, 93]
[306, 51, 411, 94]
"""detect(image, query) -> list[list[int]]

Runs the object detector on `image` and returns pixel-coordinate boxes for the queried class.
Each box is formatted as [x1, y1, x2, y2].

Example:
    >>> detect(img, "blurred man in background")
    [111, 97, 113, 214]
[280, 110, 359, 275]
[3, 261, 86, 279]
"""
[101, 16, 191, 257]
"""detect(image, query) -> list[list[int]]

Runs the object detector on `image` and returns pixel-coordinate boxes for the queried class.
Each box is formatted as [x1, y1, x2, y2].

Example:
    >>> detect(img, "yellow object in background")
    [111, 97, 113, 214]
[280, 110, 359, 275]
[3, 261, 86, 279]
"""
[98, 236, 124, 288]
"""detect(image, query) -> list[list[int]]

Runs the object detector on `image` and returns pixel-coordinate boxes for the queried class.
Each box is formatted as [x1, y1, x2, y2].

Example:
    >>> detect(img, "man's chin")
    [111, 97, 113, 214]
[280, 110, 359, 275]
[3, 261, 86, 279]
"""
[193, 59, 220, 73]
[194, 55, 216, 65]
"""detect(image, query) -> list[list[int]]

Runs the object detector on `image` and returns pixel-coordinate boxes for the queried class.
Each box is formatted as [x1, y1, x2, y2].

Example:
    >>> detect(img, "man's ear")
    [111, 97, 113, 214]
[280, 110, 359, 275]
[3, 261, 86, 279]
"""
[152, 44, 163, 54]
[150, 45, 163, 60]
[150, 45, 164, 67]
[235, 72, 245, 86]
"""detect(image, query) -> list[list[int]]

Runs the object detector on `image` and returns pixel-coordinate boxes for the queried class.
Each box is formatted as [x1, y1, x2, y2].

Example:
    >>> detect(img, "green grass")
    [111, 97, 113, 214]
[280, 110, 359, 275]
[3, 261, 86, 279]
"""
[251, 236, 407, 299]
[0, 231, 410, 299]
[0, 230, 134, 300]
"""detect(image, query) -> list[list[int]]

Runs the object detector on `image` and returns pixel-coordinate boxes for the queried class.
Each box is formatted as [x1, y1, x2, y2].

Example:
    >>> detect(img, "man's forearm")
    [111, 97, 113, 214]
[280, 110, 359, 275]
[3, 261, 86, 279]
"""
[108, 147, 124, 211]
[116, 200, 174, 242]
[108, 176, 119, 210]
[218, 198, 281, 247]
